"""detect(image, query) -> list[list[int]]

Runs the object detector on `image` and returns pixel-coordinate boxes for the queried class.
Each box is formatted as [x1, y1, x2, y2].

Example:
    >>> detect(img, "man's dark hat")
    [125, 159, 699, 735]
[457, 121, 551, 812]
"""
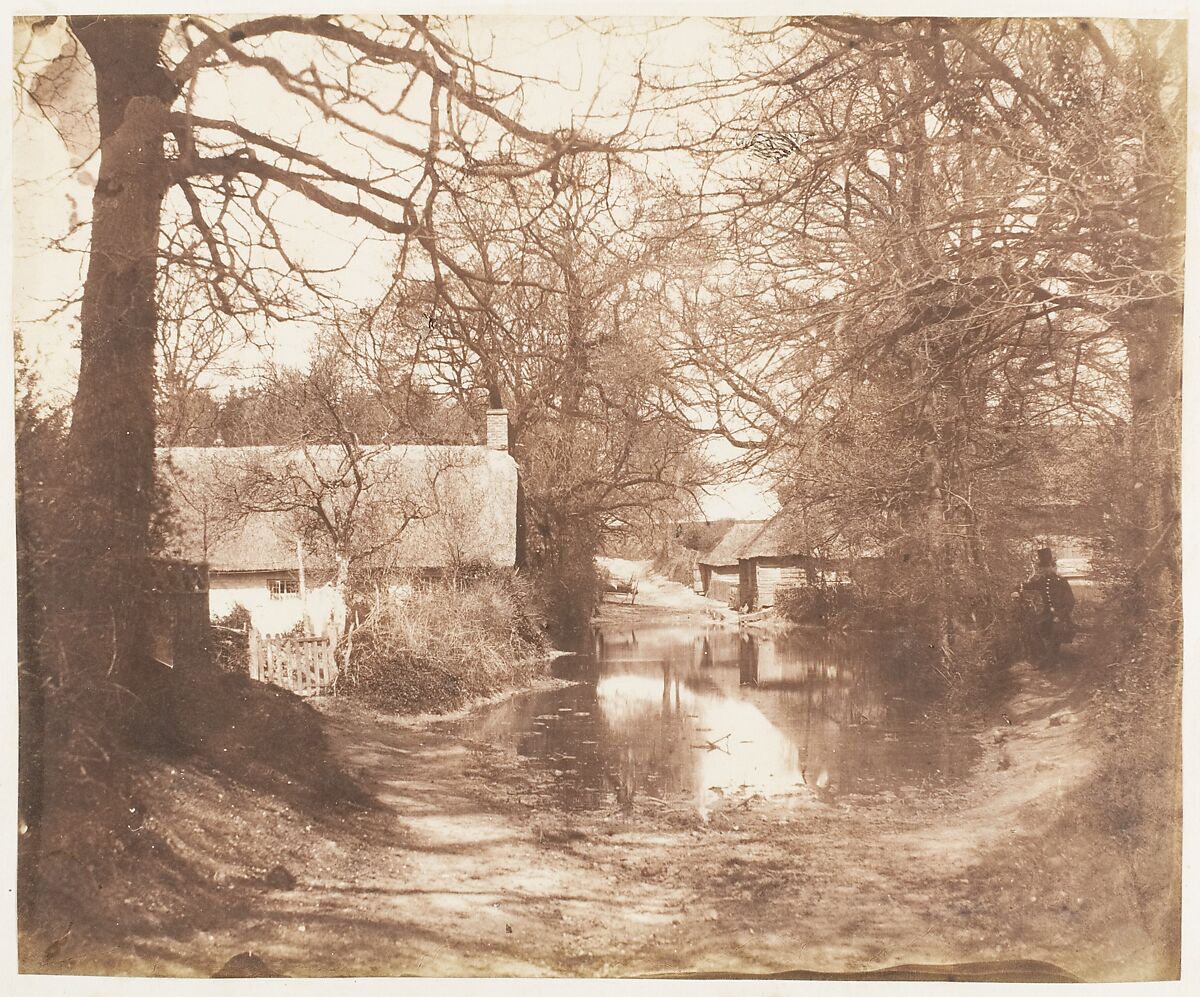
[1036, 547, 1055, 565]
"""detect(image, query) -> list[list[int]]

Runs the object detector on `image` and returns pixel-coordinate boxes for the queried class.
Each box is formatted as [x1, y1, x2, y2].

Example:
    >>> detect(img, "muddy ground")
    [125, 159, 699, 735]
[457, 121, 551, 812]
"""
[594, 556, 739, 629]
[20, 574, 1180, 981]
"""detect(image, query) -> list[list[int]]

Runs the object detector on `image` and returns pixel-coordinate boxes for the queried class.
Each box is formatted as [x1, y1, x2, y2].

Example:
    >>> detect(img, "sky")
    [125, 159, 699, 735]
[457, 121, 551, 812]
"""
[12, 14, 729, 391]
[9, 4, 1192, 527]
[11, 12, 785, 520]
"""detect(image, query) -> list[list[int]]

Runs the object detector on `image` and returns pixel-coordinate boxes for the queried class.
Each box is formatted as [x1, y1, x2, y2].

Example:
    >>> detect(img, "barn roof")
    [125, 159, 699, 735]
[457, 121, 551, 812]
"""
[158, 444, 518, 573]
[738, 506, 888, 562]
[697, 521, 767, 568]
[738, 509, 804, 560]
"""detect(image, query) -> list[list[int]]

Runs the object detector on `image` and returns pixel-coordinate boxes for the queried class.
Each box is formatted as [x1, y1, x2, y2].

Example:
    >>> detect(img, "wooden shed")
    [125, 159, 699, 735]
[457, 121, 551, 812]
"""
[738, 508, 890, 611]
[696, 521, 766, 607]
[736, 512, 817, 610]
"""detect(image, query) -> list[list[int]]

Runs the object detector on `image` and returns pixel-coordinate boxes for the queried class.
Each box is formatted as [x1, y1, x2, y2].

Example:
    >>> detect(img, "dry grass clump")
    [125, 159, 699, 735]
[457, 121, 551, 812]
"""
[343, 568, 549, 714]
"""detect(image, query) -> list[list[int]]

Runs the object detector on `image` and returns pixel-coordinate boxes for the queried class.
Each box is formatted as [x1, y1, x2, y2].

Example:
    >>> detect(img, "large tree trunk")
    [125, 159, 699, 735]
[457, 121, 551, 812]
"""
[1126, 295, 1182, 621]
[58, 16, 174, 710]
[1124, 31, 1184, 627]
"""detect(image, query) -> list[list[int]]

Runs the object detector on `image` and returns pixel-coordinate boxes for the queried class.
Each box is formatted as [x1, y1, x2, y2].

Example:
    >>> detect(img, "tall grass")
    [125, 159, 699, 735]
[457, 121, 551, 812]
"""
[342, 568, 550, 714]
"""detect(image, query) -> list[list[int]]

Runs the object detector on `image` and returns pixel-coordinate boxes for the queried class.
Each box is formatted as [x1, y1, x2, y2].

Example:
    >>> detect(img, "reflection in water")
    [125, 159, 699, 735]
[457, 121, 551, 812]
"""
[594, 672, 809, 804]
[457, 624, 978, 812]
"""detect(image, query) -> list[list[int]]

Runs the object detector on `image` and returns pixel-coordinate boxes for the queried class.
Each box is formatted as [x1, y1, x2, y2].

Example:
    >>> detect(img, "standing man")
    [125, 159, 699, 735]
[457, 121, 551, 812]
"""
[1017, 547, 1076, 662]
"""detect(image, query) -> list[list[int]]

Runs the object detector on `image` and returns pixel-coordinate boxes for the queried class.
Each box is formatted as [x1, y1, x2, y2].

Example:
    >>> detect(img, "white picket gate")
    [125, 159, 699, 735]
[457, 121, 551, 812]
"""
[248, 630, 337, 696]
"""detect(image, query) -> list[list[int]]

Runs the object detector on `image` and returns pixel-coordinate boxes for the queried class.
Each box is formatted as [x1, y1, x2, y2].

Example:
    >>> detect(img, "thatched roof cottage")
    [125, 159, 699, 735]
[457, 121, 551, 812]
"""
[158, 410, 518, 633]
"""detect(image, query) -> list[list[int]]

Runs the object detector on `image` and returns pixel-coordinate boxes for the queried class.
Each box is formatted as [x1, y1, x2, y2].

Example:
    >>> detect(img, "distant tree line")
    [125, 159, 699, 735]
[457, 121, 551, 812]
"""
[157, 354, 476, 449]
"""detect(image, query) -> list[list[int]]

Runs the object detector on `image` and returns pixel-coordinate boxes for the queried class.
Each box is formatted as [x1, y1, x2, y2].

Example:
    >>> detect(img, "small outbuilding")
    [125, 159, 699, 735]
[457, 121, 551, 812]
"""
[735, 510, 817, 611]
[733, 507, 884, 611]
[696, 521, 766, 606]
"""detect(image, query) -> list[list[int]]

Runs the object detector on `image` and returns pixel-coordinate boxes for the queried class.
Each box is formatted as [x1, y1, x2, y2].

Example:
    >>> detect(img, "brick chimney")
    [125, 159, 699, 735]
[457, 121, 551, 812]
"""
[486, 408, 509, 451]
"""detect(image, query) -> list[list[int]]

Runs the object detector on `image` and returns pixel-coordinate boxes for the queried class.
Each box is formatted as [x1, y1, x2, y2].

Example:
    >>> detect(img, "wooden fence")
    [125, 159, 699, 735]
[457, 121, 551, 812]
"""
[248, 630, 337, 697]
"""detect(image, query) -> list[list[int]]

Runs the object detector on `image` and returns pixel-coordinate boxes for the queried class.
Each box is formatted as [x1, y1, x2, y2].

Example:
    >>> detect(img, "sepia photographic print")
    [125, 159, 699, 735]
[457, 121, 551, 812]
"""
[9, 3, 1189, 987]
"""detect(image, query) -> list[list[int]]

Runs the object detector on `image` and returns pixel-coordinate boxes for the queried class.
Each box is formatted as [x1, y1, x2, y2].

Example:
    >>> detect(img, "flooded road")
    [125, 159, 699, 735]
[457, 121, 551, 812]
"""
[449, 624, 980, 813]
[78, 603, 1139, 980]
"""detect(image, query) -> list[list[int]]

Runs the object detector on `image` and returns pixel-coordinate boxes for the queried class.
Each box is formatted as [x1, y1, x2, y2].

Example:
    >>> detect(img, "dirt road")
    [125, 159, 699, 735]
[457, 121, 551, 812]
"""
[595, 556, 737, 627]
[56, 657, 1166, 981]
[25, 569, 1174, 979]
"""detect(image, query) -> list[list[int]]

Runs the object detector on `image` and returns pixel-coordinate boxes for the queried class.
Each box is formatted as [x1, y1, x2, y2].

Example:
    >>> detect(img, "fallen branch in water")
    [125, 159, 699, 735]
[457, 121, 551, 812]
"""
[698, 733, 732, 753]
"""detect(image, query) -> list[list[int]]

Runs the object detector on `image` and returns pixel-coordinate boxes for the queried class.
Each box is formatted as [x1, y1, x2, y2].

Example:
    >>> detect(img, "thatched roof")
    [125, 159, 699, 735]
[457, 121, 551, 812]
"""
[677, 518, 736, 554]
[697, 521, 767, 568]
[740, 507, 883, 561]
[738, 510, 804, 560]
[158, 444, 518, 573]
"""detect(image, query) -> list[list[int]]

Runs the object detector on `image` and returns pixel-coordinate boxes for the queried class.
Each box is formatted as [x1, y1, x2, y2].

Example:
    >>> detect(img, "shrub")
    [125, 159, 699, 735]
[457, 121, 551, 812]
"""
[341, 568, 549, 714]
[525, 549, 602, 644]
[775, 583, 858, 626]
[208, 605, 249, 675]
[212, 603, 251, 631]
[652, 545, 698, 587]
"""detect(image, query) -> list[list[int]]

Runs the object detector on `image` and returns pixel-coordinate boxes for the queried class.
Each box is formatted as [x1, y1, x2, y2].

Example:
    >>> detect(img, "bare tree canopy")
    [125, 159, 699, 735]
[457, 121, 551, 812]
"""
[15, 13, 629, 690]
[674, 17, 1183, 639]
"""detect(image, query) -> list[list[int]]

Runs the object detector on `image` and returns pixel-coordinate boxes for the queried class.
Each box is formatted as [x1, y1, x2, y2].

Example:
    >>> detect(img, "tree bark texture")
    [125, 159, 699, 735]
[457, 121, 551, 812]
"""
[1124, 41, 1184, 624]
[60, 16, 174, 693]
[1126, 295, 1182, 619]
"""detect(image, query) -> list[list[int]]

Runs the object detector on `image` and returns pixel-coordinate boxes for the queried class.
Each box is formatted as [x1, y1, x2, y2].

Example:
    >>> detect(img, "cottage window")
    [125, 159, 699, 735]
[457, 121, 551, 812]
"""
[269, 578, 300, 598]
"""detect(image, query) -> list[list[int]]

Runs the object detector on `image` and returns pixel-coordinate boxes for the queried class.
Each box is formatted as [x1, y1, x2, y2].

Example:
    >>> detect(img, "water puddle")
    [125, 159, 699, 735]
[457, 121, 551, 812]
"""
[449, 624, 979, 813]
